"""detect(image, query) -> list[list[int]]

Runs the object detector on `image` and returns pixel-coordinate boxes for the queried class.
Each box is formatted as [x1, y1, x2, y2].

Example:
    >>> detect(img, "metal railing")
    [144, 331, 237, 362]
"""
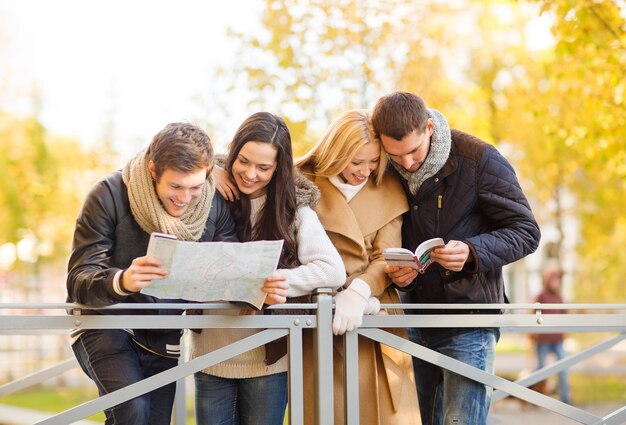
[1, 295, 625, 425]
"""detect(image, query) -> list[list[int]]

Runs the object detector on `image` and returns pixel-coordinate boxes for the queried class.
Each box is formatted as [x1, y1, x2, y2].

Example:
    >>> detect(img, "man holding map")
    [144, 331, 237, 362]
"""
[66, 123, 261, 425]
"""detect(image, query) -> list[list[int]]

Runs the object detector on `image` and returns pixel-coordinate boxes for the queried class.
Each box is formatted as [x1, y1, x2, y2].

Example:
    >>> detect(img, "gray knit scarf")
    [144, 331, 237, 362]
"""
[122, 150, 215, 241]
[390, 109, 451, 196]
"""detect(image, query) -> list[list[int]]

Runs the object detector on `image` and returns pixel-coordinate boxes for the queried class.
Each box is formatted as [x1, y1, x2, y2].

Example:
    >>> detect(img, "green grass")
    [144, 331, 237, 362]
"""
[0, 386, 200, 423]
[0, 386, 291, 424]
[496, 372, 626, 405]
[0, 387, 106, 422]
[569, 373, 626, 404]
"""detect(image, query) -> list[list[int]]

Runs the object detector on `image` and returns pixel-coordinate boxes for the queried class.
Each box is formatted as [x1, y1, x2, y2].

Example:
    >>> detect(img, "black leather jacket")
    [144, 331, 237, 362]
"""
[397, 130, 540, 312]
[66, 170, 237, 357]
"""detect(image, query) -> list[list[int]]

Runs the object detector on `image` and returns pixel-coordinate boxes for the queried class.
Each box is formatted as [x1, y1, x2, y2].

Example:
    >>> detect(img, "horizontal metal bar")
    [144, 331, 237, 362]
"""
[361, 313, 626, 330]
[2, 302, 626, 311]
[0, 302, 316, 311]
[378, 303, 626, 311]
[2, 313, 625, 333]
[0, 314, 317, 332]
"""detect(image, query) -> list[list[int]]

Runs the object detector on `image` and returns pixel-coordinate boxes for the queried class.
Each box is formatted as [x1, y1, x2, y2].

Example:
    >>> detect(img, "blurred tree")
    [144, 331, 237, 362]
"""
[501, 0, 626, 301]
[223, 0, 549, 149]
[397, 0, 494, 140]
[0, 109, 111, 271]
[0, 13, 117, 276]
[223, 0, 412, 153]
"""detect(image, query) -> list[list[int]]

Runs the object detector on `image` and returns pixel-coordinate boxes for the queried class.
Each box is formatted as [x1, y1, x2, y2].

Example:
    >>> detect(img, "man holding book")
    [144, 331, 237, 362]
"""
[372, 92, 541, 425]
[66, 123, 243, 425]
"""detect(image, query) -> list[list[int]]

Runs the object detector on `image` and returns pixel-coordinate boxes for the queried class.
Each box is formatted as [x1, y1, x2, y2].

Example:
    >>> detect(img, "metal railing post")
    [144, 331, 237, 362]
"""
[287, 323, 304, 425]
[313, 288, 334, 425]
[173, 335, 187, 425]
[343, 330, 359, 424]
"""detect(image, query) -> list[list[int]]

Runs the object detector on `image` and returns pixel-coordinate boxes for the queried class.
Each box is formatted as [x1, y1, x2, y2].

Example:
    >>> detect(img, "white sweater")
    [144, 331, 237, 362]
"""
[189, 195, 345, 378]
[329, 175, 367, 202]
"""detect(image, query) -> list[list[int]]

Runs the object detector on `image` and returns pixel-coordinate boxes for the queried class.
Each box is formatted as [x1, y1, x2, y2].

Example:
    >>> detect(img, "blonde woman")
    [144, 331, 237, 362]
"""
[296, 109, 420, 424]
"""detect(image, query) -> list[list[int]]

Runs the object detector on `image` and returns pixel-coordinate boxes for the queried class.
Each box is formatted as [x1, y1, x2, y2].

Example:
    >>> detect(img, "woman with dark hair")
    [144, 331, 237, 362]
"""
[189, 112, 345, 425]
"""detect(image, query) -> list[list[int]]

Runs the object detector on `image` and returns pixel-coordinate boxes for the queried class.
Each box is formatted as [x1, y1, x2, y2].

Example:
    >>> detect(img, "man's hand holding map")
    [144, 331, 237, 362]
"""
[141, 232, 284, 309]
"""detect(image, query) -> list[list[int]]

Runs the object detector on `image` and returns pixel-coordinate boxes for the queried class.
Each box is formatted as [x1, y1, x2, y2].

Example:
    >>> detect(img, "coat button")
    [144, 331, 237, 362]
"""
[444, 270, 451, 276]
[435, 177, 439, 182]
[413, 205, 418, 211]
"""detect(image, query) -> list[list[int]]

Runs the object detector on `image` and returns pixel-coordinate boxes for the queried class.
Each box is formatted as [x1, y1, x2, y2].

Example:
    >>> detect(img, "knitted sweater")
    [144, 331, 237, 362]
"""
[189, 180, 345, 378]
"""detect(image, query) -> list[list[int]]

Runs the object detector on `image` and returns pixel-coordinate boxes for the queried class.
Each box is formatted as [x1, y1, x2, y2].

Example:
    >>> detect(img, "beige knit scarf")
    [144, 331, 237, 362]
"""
[122, 150, 215, 241]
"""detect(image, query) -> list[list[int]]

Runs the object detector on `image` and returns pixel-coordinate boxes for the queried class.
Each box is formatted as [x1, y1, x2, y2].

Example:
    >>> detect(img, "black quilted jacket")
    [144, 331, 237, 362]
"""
[397, 130, 540, 311]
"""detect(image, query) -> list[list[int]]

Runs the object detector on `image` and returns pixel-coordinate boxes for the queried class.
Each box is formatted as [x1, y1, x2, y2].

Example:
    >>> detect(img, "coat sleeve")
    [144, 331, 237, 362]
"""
[208, 194, 238, 242]
[66, 178, 127, 307]
[279, 206, 346, 297]
[465, 146, 541, 272]
[349, 215, 402, 298]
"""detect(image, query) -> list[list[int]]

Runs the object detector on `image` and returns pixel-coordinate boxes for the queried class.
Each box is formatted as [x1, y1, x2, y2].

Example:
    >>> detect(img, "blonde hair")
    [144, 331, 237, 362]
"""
[296, 109, 387, 185]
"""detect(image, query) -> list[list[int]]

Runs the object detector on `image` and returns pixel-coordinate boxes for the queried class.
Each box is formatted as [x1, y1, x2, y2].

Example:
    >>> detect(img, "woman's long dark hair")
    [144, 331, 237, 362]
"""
[225, 112, 299, 269]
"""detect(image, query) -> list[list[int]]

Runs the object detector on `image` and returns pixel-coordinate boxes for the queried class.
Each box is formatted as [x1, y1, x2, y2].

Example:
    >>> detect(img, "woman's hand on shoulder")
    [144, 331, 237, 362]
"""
[212, 166, 240, 202]
[262, 272, 289, 305]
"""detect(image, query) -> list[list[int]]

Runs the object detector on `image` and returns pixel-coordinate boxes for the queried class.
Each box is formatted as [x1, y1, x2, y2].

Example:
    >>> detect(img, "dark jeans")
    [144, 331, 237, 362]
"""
[194, 371, 288, 425]
[72, 329, 178, 425]
[409, 327, 500, 425]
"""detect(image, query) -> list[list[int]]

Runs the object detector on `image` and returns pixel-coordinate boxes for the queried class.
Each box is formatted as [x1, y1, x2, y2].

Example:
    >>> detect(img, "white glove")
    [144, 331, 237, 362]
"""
[332, 279, 371, 335]
[364, 296, 381, 315]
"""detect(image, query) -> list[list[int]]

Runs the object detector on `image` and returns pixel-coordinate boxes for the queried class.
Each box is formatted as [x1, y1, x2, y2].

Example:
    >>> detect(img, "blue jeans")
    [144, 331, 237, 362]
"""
[536, 341, 570, 404]
[408, 327, 500, 425]
[194, 371, 288, 425]
[72, 329, 178, 425]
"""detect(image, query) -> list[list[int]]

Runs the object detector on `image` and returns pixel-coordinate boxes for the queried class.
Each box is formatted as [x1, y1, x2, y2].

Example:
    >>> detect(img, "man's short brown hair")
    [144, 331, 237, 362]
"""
[146, 123, 213, 179]
[371, 91, 430, 140]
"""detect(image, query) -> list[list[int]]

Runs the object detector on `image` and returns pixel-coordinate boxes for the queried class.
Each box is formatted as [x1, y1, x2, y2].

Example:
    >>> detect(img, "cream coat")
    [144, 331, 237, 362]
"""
[302, 170, 421, 425]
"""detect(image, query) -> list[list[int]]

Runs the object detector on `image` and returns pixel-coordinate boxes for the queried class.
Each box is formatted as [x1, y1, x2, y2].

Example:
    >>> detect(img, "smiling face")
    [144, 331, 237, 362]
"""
[231, 141, 278, 199]
[149, 161, 209, 217]
[340, 141, 381, 186]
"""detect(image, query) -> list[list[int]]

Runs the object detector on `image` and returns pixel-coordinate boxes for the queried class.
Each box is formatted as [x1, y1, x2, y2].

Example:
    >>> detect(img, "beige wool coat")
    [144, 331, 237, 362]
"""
[301, 170, 421, 425]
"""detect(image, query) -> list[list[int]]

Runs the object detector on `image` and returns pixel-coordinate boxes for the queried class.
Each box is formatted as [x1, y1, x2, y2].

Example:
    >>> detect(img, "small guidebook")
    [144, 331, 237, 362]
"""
[142, 232, 283, 309]
[383, 237, 445, 274]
